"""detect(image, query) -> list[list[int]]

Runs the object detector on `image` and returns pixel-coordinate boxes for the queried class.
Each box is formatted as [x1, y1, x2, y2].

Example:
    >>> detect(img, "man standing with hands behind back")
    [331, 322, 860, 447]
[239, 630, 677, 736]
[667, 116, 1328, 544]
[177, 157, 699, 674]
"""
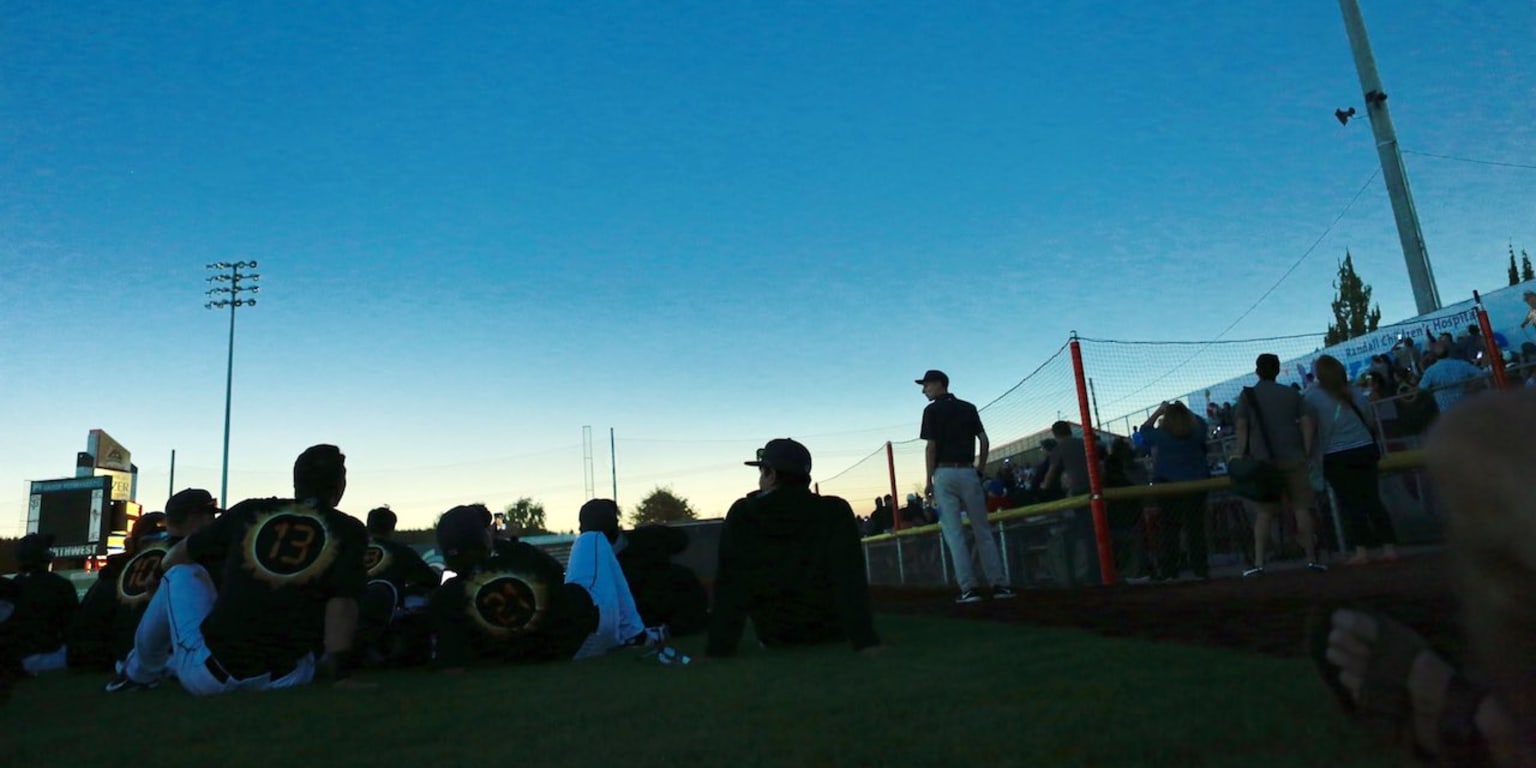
[916, 370, 1015, 604]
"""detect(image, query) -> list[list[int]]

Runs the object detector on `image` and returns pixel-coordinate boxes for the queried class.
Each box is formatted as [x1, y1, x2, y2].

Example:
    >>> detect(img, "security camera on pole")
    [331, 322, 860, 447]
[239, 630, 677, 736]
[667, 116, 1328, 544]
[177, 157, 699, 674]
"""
[205, 261, 260, 507]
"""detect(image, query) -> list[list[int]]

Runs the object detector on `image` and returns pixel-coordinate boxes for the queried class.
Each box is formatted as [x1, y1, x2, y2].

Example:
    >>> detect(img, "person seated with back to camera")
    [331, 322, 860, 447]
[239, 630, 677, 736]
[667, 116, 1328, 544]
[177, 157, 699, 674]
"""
[577, 499, 710, 638]
[429, 503, 673, 672]
[5, 533, 79, 676]
[356, 506, 440, 668]
[107, 445, 370, 694]
[68, 511, 168, 672]
[706, 439, 882, 660]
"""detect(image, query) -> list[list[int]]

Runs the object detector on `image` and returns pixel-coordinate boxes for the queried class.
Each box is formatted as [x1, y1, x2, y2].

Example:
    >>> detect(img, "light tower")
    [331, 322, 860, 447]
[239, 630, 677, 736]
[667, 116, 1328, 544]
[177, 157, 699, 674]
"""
[204, 261, 260, 507]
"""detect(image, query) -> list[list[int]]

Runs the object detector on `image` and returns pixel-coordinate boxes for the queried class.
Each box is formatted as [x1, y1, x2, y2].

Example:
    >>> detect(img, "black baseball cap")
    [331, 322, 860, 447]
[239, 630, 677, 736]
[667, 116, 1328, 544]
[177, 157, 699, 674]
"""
[436, 504, 493, 559]
[578, 499, 621, 537]
[17, 533, 55, 567]
[165, 488, 219, 523]
[745, 438, 813, 475]
[915, 369, 949, 386]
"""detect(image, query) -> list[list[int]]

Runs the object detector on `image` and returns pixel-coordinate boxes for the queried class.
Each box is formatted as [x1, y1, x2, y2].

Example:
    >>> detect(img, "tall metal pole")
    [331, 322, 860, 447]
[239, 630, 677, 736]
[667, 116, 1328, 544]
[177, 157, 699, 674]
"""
[1338, 0, 1441, 314]
[168, 449, 176, 499]
[609, 428, 618, 504]
[205, 261, 260, 508]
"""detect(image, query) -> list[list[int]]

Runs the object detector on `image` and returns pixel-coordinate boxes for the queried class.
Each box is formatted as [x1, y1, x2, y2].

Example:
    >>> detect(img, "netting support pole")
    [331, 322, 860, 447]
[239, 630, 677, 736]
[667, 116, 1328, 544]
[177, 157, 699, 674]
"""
[998, 523, 1011, 583]
[1070, 332, 1119, 586]
[1473, 291, 1510, 389]
[886, 441, 902, 531]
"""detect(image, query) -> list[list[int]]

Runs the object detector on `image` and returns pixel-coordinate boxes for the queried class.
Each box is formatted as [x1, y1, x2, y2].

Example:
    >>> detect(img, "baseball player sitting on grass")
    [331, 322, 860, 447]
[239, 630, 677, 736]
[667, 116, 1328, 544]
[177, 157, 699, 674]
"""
[68, 511, 168, 672]
[706, 439, 883, 659]
[429, 503, 677, 671]
[356, 506, 439, 668]
[107, 444, 370, 694]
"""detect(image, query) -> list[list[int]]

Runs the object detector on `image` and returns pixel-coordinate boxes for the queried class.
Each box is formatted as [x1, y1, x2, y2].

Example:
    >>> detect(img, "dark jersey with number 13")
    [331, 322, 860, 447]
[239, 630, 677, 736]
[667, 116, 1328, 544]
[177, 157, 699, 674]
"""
[186, 497, 367, 679]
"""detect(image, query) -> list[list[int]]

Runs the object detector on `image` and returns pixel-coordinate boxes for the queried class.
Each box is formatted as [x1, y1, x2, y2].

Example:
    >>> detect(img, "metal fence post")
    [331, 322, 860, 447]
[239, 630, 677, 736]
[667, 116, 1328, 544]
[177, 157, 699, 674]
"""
[895, 536, 906, 585]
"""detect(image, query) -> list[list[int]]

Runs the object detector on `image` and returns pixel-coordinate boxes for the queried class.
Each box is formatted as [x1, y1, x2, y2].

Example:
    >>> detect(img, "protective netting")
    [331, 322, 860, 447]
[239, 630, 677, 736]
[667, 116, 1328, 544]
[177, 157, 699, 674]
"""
[1077, 334, 1327, 442]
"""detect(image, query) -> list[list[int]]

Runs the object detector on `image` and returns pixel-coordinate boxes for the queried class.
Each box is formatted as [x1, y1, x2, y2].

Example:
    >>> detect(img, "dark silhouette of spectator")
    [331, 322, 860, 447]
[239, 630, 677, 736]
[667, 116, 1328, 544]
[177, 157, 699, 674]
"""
[1140, 402, 1212, 580]
[1103, 437, 1148, 579]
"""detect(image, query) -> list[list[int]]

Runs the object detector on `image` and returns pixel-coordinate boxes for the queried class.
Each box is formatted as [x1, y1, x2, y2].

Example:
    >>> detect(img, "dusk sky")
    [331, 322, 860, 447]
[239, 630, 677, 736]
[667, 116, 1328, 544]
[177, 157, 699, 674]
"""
[4, 2, 1533, 536]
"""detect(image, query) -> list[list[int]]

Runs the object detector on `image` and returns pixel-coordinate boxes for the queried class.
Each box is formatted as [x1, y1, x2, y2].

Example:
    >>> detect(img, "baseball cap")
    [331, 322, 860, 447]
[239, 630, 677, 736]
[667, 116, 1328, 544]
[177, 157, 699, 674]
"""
[17, 533, 55, 567]
[165, 488, 219, 523]
[745, 438, 813, 475]
[436, 504, 493, 559]
[578, 499, 621, 537]
[131, 512, 167, 543]
[914, 369, 949, 386]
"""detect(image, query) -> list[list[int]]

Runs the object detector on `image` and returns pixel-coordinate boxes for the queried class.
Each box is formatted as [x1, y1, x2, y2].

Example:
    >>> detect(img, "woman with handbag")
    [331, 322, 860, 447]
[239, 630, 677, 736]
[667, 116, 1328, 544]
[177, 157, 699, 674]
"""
[1305, 355, 1398, 565]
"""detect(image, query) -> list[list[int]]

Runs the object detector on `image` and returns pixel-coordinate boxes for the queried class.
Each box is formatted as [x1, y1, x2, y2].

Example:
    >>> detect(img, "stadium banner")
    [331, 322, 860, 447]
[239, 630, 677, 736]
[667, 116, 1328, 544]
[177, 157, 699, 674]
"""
[1179, 280, 1536, 408]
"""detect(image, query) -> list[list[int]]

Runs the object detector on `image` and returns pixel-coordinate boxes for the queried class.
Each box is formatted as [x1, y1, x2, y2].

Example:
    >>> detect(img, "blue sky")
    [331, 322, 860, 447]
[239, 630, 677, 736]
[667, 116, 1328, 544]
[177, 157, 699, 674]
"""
[3, 1, 1533, 535]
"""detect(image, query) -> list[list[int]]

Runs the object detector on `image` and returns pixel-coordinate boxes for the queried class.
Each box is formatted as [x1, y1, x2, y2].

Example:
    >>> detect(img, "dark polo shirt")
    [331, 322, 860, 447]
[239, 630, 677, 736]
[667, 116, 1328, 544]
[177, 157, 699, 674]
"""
[920, 394, 985, 464]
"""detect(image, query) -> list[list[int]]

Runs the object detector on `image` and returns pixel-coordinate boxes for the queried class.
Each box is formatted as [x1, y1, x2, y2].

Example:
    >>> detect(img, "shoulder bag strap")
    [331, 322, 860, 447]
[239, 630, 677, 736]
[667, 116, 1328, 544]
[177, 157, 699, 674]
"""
[1341, 394, 1382, 445]
[1243, 386, 1277, 460]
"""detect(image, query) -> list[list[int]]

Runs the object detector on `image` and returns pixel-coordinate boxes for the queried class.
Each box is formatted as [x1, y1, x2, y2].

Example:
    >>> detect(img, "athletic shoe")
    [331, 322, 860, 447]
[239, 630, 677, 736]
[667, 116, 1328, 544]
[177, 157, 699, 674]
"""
[992, 587, 1018, 600]
[625, 625, 670, 650]
[104, 673, 159, 693]
[655, 646, 693, 666]
[1242, 566, 1265, 578]
[954, 590, 984, 604]
[1306, 562, 1330, 573]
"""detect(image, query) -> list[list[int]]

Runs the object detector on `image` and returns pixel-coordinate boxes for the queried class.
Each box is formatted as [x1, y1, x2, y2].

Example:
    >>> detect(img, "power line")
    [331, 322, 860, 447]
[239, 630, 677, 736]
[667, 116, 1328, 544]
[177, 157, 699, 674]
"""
[1403, 149, 1536, 171]
[1094, 167, 1380, 413]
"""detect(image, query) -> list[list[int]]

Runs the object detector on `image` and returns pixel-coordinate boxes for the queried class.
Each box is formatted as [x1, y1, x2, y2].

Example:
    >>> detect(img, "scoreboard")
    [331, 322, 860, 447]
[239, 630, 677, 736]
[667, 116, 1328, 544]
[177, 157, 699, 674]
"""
[27, 476, 115, 558]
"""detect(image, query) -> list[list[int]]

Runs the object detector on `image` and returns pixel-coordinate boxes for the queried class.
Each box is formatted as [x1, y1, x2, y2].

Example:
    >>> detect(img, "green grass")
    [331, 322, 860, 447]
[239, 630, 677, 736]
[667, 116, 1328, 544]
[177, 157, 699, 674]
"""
[7, 615, 1393, 768]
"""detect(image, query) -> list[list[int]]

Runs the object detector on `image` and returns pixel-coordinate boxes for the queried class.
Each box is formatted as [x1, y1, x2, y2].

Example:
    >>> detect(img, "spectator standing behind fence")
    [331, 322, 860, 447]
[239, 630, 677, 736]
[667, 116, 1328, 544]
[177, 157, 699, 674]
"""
[1042, 421, 1091, 497]
[1139, 402, 1213, 581]
[1103, 437, 1149, 580]
[1234, 353, 1325, 577]
[1417, 350, 1484, 414]
[915, 370, 1014, 604]
[1305, 355, 1398, 566]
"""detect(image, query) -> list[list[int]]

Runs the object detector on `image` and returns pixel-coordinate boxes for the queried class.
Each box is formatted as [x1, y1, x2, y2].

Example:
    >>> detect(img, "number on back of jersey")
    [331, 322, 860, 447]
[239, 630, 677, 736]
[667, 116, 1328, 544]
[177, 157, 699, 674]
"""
[239, 505, 339, 587]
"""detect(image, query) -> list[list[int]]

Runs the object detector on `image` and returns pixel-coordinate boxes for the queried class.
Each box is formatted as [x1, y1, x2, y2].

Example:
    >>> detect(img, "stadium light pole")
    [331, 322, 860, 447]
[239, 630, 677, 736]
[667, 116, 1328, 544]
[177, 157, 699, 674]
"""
[205, 261, 260, 507]
[1338, 0, 1441, 314]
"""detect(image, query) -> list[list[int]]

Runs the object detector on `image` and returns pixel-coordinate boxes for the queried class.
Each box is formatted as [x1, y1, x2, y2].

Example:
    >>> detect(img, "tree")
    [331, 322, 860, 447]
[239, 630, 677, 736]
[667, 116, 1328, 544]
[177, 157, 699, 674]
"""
[1524, 249, 1534, 282]
[630, 486, 697, 526]
[502, 497, 548, 536]
[1509, 242, 1520, 286]
[1324, 250, 1382, 346]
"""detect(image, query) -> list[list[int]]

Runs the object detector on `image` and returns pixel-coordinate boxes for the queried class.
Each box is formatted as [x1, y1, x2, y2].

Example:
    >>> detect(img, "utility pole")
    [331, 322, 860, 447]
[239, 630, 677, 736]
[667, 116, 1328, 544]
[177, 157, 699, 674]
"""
[1338, 0, 1441, 314]
[205, 261, 260, 508]
[582, 426, 595, 500]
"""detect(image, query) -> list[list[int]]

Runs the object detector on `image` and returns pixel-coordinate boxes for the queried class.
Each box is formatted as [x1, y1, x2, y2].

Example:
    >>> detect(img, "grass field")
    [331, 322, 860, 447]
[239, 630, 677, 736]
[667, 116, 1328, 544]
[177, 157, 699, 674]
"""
[6, 615, 1393, 768]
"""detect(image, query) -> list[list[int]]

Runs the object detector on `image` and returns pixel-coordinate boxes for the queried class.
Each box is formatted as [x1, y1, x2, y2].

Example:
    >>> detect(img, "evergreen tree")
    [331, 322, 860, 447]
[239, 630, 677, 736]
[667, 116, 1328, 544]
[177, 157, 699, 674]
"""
[1524, 249, 1534, 282]
[1509, 242, 1521, 286]
[1324, 250, 1382, 346]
